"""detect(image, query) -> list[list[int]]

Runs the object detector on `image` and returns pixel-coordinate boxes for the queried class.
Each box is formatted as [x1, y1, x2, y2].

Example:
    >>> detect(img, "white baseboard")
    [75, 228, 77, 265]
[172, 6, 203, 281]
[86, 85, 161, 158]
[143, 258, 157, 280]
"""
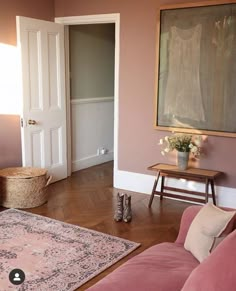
[72, 151, 113, 172]
[114, 169, 236, 208]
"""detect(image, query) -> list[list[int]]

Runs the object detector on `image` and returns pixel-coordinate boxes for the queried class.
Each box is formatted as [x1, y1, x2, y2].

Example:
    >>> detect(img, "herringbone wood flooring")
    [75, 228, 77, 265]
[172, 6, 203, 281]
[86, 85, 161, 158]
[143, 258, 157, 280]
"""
[3, 161, 191, 290]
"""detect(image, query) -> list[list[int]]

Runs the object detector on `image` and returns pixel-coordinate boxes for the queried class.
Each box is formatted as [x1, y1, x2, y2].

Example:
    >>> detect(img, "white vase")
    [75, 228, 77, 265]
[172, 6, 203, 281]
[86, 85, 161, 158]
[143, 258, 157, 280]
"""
[177, 151, 189, 170]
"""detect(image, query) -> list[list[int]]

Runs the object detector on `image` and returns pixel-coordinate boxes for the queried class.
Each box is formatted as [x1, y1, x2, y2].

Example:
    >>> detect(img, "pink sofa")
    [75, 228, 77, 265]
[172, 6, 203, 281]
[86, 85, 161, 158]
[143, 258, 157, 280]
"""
[88, 205, 236, 291]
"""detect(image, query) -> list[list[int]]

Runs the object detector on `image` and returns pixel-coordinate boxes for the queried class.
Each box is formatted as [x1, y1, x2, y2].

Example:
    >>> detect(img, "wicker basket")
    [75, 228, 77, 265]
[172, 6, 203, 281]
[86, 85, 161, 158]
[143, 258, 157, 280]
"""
[0, 167, 52, 209]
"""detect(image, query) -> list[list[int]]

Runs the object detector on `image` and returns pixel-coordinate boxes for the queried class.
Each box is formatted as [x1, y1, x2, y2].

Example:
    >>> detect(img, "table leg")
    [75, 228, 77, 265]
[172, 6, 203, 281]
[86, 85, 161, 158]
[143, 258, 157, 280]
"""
[205, 178, 209, 203]
[210, 180, 216, 205]
[148, 171, 160, 207]
[160, 176, 165, 200]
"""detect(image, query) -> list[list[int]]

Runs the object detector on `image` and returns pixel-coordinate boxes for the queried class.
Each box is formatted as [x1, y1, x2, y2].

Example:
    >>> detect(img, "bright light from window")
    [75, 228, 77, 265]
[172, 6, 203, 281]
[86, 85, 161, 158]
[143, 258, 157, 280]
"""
[0, 43, 21, 115]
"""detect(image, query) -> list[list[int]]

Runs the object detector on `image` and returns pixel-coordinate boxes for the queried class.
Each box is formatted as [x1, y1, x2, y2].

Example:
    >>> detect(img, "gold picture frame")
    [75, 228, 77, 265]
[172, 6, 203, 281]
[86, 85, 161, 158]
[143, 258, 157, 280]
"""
[155, 1, 236, 137]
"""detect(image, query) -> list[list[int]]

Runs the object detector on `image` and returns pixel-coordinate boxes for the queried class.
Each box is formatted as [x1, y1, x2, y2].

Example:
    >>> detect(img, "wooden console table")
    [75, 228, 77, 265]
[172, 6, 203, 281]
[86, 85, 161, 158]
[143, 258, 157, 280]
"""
[148, 163, 222, 207]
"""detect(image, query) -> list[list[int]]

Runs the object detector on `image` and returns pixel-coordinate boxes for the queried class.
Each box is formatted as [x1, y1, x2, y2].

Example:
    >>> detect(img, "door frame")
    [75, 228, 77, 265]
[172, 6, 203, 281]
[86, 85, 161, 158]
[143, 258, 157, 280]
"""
[55, 14, 120, 177]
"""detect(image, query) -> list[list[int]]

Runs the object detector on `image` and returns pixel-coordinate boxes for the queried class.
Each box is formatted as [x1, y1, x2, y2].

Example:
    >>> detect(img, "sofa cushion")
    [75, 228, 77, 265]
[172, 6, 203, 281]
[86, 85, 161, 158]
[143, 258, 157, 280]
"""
[184, 203, 235, 262]
[87, 242, 199, 291]
[182, 229, 236, 291]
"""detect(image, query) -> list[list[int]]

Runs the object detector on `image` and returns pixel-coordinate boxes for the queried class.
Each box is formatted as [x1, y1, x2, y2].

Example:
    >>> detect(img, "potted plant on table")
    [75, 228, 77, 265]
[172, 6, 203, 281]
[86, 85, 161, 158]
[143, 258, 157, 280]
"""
[159, 133, 202, 170]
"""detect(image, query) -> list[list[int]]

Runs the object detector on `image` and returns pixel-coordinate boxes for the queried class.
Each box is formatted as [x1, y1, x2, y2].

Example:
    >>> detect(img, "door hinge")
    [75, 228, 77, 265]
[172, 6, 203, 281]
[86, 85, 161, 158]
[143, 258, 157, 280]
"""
[20, 118, 26, 128]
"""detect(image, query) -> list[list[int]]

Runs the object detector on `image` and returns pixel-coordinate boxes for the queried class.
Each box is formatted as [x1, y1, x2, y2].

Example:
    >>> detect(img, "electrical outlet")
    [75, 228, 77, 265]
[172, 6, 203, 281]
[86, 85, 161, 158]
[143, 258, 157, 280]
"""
[97, 147, 108, 155]
[100, 148, 108, 155]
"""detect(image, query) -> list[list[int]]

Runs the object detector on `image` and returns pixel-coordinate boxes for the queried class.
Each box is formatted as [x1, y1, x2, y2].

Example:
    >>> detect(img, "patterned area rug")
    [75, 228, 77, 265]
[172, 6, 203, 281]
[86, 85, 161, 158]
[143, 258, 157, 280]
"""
[0, 209, 140, 290]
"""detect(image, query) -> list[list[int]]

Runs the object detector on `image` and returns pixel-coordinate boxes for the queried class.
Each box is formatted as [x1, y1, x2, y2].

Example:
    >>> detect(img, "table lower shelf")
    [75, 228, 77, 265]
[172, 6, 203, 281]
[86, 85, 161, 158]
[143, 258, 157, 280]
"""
[153, 190, 213, 204]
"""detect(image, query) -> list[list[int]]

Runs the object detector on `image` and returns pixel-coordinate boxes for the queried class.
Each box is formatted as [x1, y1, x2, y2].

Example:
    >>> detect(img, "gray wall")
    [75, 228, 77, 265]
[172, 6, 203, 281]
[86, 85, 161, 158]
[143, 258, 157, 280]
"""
[69, 24, 115, 99]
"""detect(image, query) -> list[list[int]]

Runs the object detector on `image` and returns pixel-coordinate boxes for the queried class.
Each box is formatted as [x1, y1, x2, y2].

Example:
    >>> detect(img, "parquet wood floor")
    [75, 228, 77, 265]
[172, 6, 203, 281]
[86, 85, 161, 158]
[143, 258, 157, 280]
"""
[3, 161, 192, 290]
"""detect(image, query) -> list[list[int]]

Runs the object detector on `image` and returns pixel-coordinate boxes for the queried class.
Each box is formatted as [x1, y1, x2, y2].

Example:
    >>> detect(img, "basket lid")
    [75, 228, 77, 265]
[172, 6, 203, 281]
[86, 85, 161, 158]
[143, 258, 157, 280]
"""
[0, 167, 47, 178]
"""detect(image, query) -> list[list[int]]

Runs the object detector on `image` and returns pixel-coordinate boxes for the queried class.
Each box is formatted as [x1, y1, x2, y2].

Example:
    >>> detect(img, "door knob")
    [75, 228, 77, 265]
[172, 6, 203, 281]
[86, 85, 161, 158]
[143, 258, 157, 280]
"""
[28, 119, 37, 125]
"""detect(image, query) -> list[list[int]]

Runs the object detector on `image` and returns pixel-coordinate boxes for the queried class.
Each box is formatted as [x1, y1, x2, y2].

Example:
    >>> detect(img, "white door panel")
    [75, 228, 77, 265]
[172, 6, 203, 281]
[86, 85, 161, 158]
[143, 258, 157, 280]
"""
[17, 16, 67, 182]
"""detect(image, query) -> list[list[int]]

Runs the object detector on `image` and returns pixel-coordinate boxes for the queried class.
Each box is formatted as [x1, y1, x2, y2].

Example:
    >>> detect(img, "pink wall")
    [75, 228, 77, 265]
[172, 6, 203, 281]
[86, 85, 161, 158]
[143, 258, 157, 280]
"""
[0, 115, 22, 168]
[1, 0, 236, 189]
[0, 0, 55, 168]
[0, 0, 54, 46]
[54, 0, 236, 188]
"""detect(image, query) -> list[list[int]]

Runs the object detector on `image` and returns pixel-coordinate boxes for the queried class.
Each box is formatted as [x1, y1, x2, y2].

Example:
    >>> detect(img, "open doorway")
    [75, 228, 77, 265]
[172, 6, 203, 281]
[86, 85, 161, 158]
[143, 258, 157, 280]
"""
[69, 23, 115, 172]
[56, 14, 120, 181]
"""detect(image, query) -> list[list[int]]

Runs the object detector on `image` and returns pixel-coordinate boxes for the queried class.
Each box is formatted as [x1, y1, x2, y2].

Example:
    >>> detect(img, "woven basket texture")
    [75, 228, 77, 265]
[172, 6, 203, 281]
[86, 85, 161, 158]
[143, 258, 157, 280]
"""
[0, 167, 49, 208]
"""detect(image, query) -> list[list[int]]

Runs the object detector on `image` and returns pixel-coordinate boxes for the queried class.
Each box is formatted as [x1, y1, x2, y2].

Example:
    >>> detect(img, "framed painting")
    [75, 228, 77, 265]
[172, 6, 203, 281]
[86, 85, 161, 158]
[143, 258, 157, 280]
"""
[155, 1, 236, 137]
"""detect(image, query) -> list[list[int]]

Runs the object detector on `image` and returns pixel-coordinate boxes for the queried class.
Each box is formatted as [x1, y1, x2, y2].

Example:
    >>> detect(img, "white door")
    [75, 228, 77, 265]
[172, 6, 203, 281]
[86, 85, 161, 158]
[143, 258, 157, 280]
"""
[17, 16, 67, 182]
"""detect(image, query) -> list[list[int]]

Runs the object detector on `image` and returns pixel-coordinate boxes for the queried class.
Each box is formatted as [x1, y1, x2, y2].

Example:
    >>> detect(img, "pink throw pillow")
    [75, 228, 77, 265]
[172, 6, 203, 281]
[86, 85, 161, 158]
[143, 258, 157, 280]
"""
[182, 230, 236, 291]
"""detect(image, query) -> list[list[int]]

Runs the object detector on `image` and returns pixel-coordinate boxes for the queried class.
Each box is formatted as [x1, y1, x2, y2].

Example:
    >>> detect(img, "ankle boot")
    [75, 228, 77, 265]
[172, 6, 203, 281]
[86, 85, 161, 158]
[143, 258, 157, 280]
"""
[114, 193, 124, 222]
[123, 194, 132, 223]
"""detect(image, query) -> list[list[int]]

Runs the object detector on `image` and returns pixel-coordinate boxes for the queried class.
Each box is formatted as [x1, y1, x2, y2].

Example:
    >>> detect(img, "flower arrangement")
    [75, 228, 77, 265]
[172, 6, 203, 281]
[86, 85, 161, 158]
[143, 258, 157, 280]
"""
[159, 133, 202, 158]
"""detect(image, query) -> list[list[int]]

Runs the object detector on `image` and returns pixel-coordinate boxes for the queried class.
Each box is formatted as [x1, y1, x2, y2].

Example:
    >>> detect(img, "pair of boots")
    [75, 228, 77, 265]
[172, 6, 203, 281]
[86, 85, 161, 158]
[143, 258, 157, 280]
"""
[114, 193, 132, 223]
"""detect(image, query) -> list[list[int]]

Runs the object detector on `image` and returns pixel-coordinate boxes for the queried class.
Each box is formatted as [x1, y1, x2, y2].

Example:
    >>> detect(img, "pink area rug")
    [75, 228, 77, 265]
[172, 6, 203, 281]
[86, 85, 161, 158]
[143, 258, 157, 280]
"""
[0, 209, 140, 290]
